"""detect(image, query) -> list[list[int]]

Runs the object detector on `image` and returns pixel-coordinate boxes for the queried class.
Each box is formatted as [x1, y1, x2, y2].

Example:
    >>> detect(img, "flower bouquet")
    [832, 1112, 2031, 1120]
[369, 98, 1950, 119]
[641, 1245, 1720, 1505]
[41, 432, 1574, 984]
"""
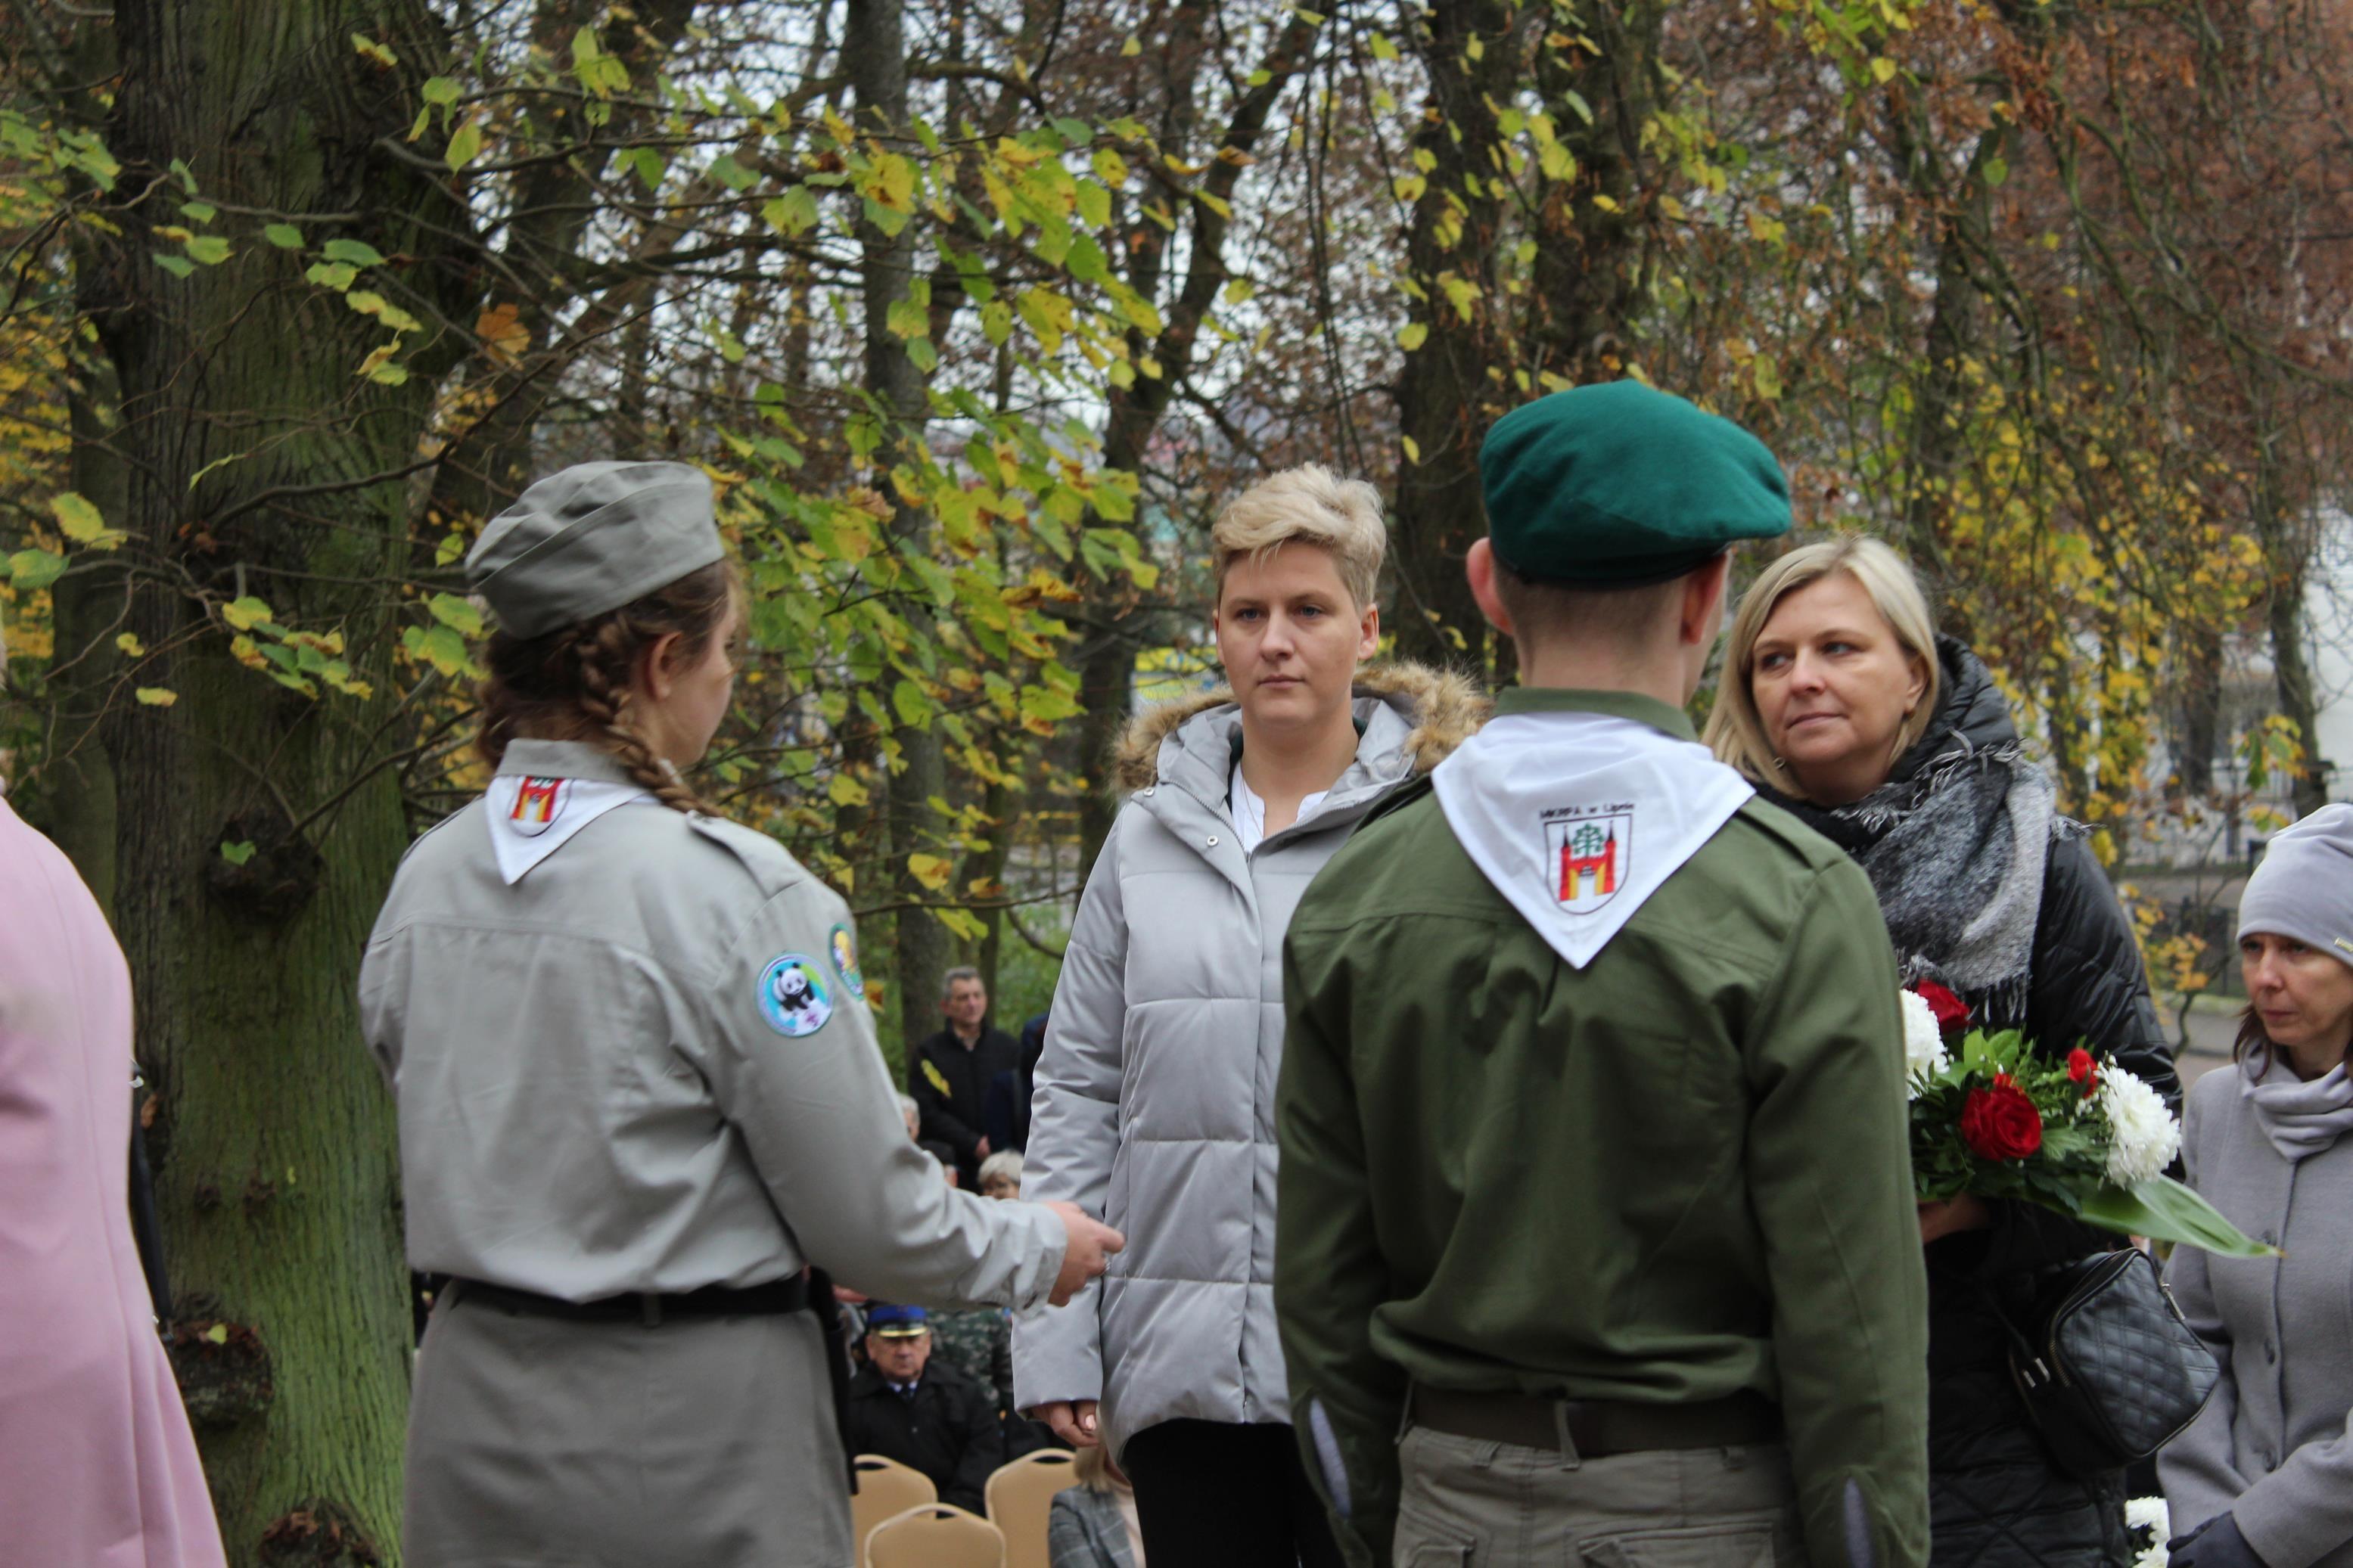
[1902, 982, 2272, 1256]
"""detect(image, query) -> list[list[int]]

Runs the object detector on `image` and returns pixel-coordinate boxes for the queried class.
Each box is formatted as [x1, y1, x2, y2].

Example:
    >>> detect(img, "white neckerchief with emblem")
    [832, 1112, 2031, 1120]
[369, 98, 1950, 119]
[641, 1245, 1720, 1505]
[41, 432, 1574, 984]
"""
[1431, 709, 1752, 969]
[483, 772, 654, 884]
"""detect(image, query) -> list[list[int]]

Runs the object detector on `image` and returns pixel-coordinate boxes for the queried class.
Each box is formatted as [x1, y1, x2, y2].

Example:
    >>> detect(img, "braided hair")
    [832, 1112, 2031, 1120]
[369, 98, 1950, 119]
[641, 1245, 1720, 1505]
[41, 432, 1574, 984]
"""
[475, 560, 736, 816]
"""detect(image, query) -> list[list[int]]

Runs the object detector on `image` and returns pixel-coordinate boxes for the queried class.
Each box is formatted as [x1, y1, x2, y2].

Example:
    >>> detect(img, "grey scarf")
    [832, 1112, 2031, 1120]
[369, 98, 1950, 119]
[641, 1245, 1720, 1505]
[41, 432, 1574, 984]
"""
[1764, 734, 2065, 1016]
[2240, 1056, 2353, 1161]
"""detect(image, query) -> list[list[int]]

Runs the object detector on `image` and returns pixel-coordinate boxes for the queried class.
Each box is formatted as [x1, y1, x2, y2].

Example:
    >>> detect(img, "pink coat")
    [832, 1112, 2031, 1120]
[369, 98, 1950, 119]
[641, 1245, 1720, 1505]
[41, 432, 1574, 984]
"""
[1, 795, 226, 1566]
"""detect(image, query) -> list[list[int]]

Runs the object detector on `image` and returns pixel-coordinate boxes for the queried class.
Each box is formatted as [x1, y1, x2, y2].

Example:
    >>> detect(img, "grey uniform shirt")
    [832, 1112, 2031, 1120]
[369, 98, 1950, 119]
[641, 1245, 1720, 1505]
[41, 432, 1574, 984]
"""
[359, 739, 1067, 1309]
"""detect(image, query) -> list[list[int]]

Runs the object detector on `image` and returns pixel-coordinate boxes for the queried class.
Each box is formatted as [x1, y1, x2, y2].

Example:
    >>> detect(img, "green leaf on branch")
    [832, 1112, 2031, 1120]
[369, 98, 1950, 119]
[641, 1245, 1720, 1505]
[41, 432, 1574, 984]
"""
[427, 592, 483, 637]
[422, 76, 462, 106]
[263, 223, 306, 249]
[153, 253, 194, 279]
[322, 238, 384, 267]
[306, 262, 358, 290]
[219, 840, 257, 866]
[446, 120, 483, 172]
[50, 492, 113, 545]
[222, 596, 275, 632]
[7, 548, 66, 590]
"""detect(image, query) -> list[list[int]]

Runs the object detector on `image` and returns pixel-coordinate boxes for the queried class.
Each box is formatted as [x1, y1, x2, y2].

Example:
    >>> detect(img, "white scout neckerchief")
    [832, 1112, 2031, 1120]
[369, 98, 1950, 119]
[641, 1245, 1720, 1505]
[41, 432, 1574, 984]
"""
[1431, 709, 1753, 969]
[483, 772, 654, 885]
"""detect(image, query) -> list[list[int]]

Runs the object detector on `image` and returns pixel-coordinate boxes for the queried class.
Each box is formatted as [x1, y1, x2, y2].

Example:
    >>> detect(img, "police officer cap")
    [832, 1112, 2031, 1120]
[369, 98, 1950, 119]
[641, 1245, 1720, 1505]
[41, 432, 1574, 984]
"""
[866, 1303, 930, 1337]
[1480, 381, 1790, 586]
[465, 460, 725, 638]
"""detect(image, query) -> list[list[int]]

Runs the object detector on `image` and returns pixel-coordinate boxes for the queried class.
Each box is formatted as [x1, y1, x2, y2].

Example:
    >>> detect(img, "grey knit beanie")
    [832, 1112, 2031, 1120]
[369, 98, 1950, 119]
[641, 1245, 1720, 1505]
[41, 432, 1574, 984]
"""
[2239, 803, 2353, 970]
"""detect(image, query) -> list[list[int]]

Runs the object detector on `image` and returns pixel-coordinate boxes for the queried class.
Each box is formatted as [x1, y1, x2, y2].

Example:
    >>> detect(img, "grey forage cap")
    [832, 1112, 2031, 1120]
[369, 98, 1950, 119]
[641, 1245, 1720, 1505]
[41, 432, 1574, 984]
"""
[2240, 802, 2353, 970]
[465, 460, 724, 638]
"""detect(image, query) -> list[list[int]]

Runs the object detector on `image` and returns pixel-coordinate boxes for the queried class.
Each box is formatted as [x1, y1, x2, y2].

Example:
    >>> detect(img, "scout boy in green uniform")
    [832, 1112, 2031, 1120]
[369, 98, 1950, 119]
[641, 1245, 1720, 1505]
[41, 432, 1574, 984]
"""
[1274, 382, 1930, 1568]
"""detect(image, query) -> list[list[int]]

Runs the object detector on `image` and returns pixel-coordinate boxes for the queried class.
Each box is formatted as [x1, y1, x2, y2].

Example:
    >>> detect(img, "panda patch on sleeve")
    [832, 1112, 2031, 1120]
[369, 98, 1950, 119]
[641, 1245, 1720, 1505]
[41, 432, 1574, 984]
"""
[755, 954, 833, 1038]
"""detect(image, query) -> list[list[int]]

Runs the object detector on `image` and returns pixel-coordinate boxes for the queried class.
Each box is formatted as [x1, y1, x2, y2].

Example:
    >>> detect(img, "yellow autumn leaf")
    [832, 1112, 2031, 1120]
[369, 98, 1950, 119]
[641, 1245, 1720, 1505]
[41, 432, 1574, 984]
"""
[907, 852, 953, 892]
[135, 687, 178, 706]
[115, 632, 145, 656]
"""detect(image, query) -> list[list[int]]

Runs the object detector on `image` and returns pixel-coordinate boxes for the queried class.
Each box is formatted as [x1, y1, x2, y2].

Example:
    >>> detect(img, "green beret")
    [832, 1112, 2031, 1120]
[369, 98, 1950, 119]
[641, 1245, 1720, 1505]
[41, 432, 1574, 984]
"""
[466, 460, 724, 638]
[1479, 381, 1790, 585]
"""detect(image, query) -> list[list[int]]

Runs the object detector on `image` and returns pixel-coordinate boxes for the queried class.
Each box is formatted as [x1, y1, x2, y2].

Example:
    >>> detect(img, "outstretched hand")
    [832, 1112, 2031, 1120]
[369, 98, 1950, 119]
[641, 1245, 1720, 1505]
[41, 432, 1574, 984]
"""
[1043, 1200, 1123, 1307]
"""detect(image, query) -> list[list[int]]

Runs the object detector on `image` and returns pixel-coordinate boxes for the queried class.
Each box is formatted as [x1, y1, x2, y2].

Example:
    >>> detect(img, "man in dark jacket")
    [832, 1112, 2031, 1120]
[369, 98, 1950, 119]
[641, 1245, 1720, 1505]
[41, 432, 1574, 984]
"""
[844, 1303, 1005, 1514]
[909, 968, 1021, 1189]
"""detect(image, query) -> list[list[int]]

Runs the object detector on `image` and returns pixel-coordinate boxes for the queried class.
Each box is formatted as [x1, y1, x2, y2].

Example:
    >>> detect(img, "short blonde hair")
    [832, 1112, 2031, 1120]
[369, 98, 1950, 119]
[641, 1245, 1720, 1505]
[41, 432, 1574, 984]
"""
[1211, 464, 1387, 610]
[1702, 536, 1941, 786]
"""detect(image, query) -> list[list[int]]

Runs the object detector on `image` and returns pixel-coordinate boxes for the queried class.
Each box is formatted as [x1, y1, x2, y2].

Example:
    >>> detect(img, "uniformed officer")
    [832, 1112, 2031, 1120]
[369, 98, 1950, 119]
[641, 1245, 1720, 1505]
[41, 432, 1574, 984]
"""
[359, 460, 1122, 1567]
[1273, 383, 1931, 1568]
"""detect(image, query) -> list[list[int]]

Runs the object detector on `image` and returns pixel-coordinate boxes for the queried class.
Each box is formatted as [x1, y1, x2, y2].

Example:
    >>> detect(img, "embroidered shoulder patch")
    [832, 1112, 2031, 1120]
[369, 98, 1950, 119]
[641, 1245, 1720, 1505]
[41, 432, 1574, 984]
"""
[508, 775, 570, 837]
[756, 954, 833, 1038]
[829, 922, 864, 992]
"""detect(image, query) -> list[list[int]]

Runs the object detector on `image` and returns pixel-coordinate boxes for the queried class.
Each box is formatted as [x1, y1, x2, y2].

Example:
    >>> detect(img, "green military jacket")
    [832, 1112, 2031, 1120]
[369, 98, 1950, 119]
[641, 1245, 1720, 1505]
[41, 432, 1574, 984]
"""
[1275, 688, 1929, 1568]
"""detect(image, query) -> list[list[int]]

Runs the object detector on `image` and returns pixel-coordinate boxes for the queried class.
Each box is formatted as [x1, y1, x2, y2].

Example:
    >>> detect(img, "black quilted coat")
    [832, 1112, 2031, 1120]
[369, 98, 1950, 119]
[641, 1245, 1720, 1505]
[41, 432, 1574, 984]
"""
[1764, 641, 2182, 1568]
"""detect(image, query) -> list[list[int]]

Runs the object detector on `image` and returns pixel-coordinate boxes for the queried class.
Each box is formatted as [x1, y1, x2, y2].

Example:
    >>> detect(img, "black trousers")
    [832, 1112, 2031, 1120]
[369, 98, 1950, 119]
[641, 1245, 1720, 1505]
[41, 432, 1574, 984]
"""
[1122, 1418, 1347, 1568]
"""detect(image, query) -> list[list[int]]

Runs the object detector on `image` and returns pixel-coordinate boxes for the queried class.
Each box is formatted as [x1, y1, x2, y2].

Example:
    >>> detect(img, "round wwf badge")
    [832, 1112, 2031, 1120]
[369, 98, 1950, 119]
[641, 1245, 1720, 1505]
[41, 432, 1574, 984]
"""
[757, 954, 833, 1038]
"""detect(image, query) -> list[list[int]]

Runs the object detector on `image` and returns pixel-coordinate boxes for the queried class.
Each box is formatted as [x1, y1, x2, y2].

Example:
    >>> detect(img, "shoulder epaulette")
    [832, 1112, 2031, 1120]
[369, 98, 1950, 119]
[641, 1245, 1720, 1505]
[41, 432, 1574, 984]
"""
[1729, 794, 1849, 871]
[685, 813, 804, 900]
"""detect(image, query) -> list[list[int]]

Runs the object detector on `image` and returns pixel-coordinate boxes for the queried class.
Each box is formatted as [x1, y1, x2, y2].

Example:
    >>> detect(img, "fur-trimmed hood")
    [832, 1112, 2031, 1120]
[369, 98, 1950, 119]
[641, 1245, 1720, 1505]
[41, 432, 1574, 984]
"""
[1112, 660, 1488, 793]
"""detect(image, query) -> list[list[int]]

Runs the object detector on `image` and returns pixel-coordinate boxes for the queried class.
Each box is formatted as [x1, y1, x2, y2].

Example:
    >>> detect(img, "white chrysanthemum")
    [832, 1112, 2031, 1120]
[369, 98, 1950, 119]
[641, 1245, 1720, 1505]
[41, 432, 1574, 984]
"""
[2127, 1498, 2171, 1568]
[2099, 1067, 2180, 1186]
[1900, 989, 1950, 1097]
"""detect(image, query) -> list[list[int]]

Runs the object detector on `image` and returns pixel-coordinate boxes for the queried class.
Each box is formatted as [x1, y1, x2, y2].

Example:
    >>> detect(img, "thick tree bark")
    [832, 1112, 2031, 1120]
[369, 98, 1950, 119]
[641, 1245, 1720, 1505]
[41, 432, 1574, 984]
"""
[1388, 0, 1522, 675]
[846, 0, 953, 1052]
[89, 4, 468, 1560]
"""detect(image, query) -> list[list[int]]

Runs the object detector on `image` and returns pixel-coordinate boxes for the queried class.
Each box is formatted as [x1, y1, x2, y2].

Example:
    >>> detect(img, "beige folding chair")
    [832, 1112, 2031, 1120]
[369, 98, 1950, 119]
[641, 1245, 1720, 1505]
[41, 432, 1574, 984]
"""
[865, 1503, 1007, 1568]
[984, 1449, 1081, 1568]
[850, 1455, 937, 1566]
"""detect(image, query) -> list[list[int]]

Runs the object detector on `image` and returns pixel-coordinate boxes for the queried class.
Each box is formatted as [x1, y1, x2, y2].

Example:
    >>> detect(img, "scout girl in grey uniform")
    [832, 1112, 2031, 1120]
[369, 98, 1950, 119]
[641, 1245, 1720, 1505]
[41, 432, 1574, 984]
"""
[360, 461, 1121, 1567]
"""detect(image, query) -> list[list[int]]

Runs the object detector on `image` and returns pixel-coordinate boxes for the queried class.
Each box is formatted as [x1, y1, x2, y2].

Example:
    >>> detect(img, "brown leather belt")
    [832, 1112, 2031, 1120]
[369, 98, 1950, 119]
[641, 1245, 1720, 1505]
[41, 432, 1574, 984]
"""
[1410, 1385, 1782, 1458]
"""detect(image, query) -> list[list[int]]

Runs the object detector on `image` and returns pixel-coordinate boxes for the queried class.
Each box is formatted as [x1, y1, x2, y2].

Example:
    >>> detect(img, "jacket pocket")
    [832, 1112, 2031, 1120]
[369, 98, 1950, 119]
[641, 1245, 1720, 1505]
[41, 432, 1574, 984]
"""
[1575, 1522, 1776, 1568]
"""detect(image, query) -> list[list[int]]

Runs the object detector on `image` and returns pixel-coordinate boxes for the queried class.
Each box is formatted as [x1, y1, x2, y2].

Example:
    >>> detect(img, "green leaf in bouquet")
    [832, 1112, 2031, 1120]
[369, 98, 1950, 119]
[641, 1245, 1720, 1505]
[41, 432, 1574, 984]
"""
[2071, 1177, 2277, 1258]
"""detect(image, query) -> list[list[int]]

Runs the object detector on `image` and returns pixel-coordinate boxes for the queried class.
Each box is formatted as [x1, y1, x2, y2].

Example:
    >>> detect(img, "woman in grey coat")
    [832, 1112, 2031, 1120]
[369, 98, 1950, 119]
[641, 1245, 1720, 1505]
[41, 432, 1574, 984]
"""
[2163, 803, 2353, 1568]
[1016, 465, 1483, 1566]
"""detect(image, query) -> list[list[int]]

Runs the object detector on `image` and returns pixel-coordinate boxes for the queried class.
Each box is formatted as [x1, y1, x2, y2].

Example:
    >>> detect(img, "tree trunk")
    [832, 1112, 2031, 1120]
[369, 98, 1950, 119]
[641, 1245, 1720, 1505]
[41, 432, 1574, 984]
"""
[2174, 619, 2223, 799]
[845, 0, 953, 1053]
[1388, 0, 1522, 675]
[90, 4, 467, 1560]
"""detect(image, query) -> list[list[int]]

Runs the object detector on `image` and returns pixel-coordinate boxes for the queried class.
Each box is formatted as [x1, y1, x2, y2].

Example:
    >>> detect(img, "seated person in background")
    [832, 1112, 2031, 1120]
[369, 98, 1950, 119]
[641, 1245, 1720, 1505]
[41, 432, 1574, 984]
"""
[1049, 1442, 1147, 1568]
[978, 1150, 1024, 1200]
[897, 1092, 921, 1144]
[844, 1303, 1003, 1513]
[910, 967, 1022, 1189]
[931, 1283, 1061, 1463]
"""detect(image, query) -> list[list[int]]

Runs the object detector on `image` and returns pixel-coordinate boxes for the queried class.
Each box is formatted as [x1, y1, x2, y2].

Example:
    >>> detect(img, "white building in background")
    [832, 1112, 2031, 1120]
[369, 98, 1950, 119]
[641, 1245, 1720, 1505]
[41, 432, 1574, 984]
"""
[2126, 510, 2351, 872]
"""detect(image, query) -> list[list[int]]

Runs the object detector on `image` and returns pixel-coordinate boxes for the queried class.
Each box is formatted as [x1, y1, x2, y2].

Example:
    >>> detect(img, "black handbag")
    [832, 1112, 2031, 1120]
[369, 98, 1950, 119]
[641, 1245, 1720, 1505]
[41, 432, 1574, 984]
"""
[1991, 1247, 2221, 1480]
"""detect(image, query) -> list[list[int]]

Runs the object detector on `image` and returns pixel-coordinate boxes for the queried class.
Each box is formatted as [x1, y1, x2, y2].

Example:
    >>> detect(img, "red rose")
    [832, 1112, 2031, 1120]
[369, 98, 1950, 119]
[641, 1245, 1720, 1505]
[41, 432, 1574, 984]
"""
[1911, 980, 1969, 1037]
[2067, 1048, 2100, 1097]
[1960, 1076, 2044, 1162]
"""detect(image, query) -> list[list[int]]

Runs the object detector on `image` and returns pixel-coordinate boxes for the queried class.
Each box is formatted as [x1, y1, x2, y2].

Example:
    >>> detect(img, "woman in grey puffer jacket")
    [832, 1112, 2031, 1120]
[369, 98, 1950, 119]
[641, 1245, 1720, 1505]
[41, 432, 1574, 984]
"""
[1016, 467, 1483, 1567]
